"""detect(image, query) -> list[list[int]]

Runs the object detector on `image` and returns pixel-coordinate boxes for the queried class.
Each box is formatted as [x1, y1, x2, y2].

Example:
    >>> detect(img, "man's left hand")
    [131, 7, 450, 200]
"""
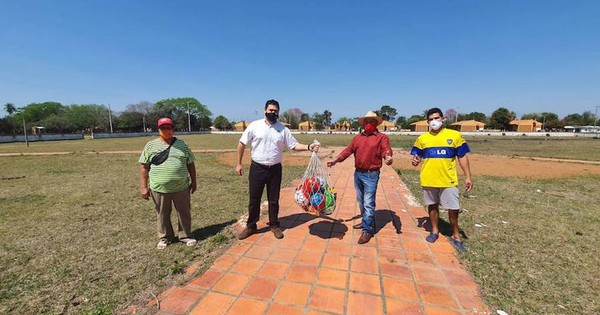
[464, 178, 473, 192]
[385, 155, 393, 166]
[190, 182, 197, 194]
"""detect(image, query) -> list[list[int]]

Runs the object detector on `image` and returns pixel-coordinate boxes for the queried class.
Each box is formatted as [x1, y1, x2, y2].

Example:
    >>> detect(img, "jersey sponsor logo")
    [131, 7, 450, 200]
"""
[447, 139, 453, 145]
[423, 147, 457, 159]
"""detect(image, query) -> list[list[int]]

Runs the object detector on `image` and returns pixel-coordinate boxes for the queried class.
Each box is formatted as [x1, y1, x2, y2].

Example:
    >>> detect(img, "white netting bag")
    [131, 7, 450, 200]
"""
[295, 141, 337, 216]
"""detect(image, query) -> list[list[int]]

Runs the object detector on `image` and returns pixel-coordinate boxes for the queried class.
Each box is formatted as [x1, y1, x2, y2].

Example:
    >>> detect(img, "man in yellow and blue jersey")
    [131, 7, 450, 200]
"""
[410, 108, 472, 252]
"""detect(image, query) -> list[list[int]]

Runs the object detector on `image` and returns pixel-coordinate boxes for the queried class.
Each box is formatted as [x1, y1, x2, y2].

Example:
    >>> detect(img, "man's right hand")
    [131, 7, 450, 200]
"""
[235, 164, 243, 176]
[140, 187, 149, 200]
[326, 160, 337, 167]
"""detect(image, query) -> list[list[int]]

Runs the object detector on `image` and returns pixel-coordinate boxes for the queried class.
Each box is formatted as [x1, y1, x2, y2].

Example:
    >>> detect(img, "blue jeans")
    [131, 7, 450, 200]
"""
[354, 170, 380, 235]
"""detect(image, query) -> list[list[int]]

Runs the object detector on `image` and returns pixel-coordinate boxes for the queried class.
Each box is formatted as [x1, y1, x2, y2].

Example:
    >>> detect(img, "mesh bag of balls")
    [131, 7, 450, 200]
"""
[294, 149, 337, 216]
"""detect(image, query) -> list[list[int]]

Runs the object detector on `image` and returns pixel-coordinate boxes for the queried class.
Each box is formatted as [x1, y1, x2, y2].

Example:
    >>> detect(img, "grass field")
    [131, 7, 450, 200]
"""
[0, 149, 305, 314]
[1, 133, 599, 314]
[400, 170, 600, 315]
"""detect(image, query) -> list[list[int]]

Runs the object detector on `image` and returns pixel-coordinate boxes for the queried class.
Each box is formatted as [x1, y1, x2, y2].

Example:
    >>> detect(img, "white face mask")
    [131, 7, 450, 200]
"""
[429, 119, 443, 130]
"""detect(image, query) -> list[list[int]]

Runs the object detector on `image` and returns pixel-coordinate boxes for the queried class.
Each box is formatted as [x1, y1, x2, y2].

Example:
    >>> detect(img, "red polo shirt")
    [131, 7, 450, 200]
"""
[336, 131, 392, 170]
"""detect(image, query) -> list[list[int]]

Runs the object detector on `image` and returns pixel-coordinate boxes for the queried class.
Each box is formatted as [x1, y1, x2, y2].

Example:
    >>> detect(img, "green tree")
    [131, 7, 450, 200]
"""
[281, 108, 303, 129]
[407, 114, 425, 125]
[4, 103, 17, 116]
[40, 114, 69, 133]
[0, 117, 16, 135]
[462, 112, 488, 124]
[65, 104, 110, 132]
[563, 113, 582, 126]
[213, 115, 231, 130]
[395, 116, 407, 129]
[197, 116, 213, 129]
[540, 112, 561, 130]
[13, 102, 64, 123]
[117, 101, 154, 132]
[311, 112, 325, 130]
[154, 97, 212, 131]
[322, 110, 332, 128]
[489, 107, 514, 130]
[379, 105, 397, 121]
[581, 110, 595, 125]
[116, 110, 144, 132]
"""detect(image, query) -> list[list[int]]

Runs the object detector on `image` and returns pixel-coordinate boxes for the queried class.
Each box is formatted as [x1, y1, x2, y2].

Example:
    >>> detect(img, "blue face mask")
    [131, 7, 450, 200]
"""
[265, 112, 278, 122]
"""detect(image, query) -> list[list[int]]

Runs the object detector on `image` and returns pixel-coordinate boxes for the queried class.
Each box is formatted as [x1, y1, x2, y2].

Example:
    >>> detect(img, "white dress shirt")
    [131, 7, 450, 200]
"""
[239, 119, 299, 165]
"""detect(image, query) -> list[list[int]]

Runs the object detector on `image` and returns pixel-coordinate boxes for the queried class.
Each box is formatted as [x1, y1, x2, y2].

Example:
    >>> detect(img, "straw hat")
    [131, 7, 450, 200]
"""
[357, 111, 383, 126]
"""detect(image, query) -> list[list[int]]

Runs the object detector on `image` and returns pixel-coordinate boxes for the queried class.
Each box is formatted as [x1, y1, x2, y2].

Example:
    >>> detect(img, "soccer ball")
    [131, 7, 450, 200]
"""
[310, 192, 326, 212]
[294, 189, 307, 206]
[304, 177, 321, 194]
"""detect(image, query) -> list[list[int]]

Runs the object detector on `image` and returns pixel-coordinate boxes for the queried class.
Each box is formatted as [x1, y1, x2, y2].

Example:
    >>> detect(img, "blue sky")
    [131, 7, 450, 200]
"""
[1, 0, 599, 121]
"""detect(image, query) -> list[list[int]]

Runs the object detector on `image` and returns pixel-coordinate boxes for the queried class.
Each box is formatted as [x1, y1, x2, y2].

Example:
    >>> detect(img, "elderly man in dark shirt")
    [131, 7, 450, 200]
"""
[327, 111, 393, 244]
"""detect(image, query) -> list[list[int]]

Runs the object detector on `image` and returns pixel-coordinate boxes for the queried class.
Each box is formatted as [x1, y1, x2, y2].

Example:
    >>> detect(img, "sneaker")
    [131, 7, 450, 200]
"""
[237, 227, 257, 240]
[271, 227, 284, 239]
[449, 237, 468, 252]
[180, 238, 197, 247]
[425, 232, 439, 243]
[156, 238, 169, 250]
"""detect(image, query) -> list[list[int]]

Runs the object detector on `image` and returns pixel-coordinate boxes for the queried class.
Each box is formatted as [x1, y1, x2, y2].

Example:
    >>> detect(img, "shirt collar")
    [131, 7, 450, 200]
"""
[361, 131, 379, 136]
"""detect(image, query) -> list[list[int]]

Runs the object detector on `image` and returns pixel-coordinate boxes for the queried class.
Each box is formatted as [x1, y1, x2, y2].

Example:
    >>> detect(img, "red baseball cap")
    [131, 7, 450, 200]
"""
[157, 117, 174, 127]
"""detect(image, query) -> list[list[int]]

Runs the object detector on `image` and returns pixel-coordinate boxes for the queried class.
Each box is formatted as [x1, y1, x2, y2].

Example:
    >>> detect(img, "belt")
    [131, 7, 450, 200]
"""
[355, 167, 380, 173]
[252, 161, 281, 168]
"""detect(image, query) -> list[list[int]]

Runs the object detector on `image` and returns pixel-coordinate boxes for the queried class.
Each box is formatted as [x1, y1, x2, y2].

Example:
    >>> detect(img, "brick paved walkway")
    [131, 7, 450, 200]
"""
[149, 155, 490, 315]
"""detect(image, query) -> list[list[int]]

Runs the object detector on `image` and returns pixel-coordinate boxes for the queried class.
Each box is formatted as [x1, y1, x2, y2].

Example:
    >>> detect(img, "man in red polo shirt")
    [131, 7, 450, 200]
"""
[327, 111, 393, 244]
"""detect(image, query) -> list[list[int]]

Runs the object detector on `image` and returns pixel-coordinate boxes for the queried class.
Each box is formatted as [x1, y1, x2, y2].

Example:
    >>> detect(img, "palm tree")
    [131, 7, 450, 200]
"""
[4, 103, 16, 115]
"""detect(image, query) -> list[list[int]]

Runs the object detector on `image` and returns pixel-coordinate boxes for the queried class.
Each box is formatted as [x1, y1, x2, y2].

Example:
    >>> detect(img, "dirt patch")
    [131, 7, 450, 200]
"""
[392, 150, 600, 179]
[3, 147, 598, 179]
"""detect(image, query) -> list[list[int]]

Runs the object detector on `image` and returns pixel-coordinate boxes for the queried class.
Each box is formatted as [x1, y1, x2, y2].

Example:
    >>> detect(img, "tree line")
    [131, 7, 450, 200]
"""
[1, 100, 597, 135]
[1, 98, 212, 135]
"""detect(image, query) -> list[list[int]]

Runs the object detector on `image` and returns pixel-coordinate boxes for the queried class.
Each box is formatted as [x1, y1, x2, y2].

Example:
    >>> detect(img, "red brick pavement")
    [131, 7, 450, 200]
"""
[143, 154, 490, 315]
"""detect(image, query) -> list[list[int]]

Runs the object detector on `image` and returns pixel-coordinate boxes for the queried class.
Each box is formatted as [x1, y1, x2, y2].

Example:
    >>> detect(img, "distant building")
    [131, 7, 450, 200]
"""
[509, 119, 543, 132]
[335, 121, 352, 131]
[298, 121, 312, 131]
[409, 120, 429, 132]
[564, 125, 600, 133]
[32, 126, 46, 134]
[378, 120, 397, 131]
[234, 121, 249, 132]
[450, 120, 485, 132]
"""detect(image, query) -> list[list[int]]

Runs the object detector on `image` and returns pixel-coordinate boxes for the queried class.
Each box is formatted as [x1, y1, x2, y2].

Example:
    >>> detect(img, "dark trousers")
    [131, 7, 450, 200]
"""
[247, 161, 282, 229]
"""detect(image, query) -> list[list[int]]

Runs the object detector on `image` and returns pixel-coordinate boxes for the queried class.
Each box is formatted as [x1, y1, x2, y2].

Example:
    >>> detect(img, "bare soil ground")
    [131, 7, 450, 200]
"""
[2, 147, 599, 179]
[391, 150, 600, 179]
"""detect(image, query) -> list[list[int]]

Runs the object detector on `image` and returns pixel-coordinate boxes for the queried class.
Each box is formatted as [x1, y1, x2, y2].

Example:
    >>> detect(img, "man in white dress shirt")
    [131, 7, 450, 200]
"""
[236, 99, 320, 240]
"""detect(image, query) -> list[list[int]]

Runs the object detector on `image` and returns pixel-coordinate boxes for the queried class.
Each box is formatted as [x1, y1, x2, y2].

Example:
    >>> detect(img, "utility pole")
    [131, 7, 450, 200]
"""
[108, 104, 114, 133]
[542, 115, 546, 132]
[23, 117, 29, 147]
[187, 101, 192, 132]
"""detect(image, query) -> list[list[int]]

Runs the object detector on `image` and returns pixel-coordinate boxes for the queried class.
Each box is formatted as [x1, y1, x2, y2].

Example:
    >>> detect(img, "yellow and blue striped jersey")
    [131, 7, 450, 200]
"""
[410, 128, 470, 187]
